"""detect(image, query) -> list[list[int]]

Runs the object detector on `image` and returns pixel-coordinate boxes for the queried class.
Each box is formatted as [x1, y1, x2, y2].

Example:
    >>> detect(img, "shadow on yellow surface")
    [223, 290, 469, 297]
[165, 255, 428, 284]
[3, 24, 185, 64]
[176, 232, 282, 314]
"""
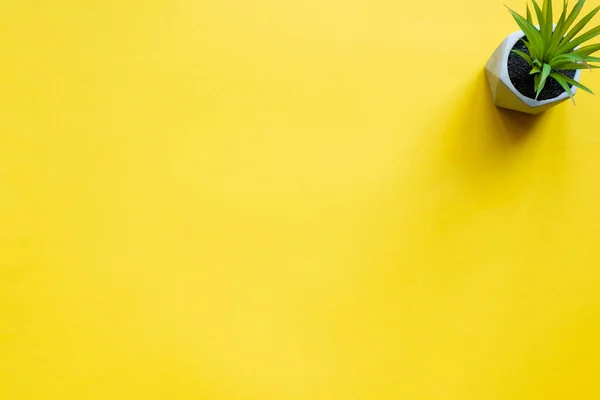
[433, 70, 568, 186]
[441, 70, 543, 163]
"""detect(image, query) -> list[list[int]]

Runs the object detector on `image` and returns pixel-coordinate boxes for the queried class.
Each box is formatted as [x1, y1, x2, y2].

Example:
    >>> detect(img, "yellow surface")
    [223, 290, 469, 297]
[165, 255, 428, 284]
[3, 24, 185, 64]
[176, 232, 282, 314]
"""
[2, 0, 600, 399]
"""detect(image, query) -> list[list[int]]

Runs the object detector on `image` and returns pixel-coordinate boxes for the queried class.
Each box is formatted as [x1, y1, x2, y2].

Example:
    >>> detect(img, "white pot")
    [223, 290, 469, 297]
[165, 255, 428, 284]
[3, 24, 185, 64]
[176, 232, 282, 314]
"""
[485, 30, 582, 114]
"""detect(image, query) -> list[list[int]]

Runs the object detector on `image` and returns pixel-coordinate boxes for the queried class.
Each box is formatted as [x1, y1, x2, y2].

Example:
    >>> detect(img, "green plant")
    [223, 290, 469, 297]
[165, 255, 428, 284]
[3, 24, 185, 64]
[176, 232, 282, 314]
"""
[507, 0, 600, 102]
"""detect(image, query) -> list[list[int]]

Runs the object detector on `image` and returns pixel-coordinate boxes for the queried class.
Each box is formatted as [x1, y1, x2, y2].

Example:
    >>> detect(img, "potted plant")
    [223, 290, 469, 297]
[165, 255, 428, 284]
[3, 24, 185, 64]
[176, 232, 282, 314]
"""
[486, 0, 600, 114]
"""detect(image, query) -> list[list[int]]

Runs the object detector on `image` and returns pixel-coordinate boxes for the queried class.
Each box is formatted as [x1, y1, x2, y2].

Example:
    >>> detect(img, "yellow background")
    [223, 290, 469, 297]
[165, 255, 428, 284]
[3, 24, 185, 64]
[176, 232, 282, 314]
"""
[2, 0, 600, 398]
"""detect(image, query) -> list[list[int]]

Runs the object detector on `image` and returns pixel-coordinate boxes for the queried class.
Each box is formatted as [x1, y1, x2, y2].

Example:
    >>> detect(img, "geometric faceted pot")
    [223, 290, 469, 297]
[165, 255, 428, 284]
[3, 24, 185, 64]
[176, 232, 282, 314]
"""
[485, 30, 582, 114]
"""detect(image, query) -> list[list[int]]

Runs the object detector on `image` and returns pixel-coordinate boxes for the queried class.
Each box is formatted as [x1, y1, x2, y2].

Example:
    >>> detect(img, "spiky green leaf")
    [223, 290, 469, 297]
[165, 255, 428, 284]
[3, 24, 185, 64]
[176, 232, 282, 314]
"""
[559, 73, 595, 94]
[536, 63, 553, 99]
[547, 0, 569, 58]
[542, 0, 553, 46]
[560, 5, 600, 49]
[532, 0, 545, 28]
[507, 7, 544, 55]
[562, 0, 587, 36]
[513, 49, 533, 64]
[551, 52, 588, 65]
[531, 1, 546, 54]
[574, 43, 600, 56]
[522, 39, 540, 60]
[549, 72, 576, 103]
[560, 25, 600, 53]
[534, 73, 542, 95]
[552, 62, 599, 69]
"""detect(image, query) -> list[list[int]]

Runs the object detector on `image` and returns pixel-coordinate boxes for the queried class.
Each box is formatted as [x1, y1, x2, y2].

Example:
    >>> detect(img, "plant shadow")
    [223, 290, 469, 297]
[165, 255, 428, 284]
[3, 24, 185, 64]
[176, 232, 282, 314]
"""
[406, 68, 569, 253]
[431, 69, 564, 183]
[374, 67, 569, 291]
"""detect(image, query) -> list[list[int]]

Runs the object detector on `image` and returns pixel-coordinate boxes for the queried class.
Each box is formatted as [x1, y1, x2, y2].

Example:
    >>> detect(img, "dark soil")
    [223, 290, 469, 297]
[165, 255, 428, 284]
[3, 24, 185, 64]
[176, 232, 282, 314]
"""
[508, 38, 576, 101]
